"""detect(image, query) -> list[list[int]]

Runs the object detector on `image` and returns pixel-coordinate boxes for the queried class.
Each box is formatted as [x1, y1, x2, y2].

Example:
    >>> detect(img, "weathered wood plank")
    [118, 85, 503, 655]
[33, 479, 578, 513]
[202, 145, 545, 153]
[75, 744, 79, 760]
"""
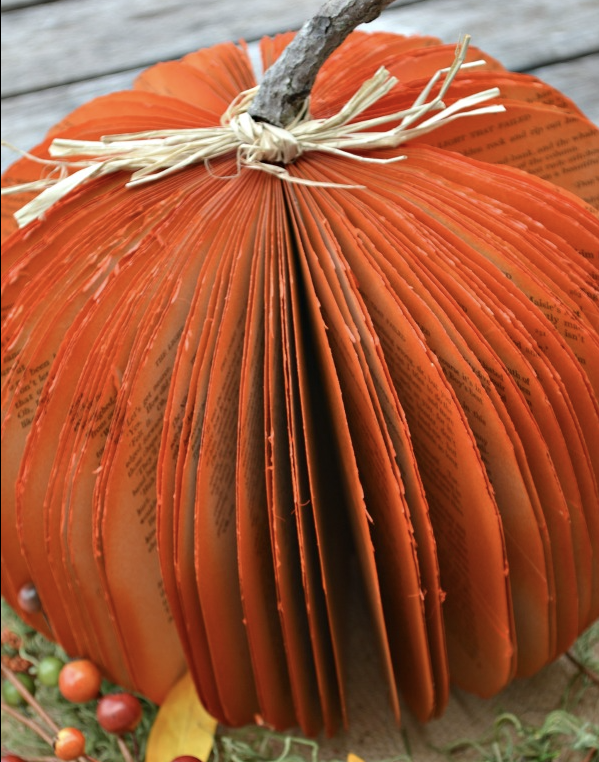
[2, 0, 598, 96]
[1, 69, 140, 172]
[1, 0, 411, 96]
[528, 53, 599, 123]
[3, 47, 596, 175]
[1, 0, 40, 9]
[374, 0, 599, 71]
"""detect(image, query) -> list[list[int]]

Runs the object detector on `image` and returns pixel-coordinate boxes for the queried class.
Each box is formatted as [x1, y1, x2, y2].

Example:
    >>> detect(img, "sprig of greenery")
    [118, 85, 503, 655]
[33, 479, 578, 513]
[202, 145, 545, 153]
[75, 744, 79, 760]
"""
[2, 597, 598, 762]
[441, 710, 598, 761]
[1, 599, 158, 761]
[213, 727, 414, 762]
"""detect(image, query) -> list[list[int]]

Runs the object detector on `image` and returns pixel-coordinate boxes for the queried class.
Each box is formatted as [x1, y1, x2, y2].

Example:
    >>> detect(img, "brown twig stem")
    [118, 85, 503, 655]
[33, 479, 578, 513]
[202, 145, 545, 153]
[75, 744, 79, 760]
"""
[1, 700, 55, 745]
[130, 730, 140, 761]
[1, 662, 59, 732]
[565, 650, 599, 687]
[248, 0, 395, 126]
[117, 735, 136, 762]
[0, 663, 101, 762]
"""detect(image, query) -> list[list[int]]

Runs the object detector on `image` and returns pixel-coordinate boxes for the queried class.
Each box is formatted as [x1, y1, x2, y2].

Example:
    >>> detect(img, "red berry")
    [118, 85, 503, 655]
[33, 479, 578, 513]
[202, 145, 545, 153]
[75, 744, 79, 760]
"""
[53, 727, 86, 760]
[17, 582, 42, 614]
[96, 692, 143, 734]
[58, 659, 102, 702]
[2, 755, 27, 762]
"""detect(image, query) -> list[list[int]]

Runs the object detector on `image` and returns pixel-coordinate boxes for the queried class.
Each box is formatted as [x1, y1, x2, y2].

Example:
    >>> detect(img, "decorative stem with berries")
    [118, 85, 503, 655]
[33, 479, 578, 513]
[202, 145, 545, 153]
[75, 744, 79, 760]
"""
[1, 662, 59, 734]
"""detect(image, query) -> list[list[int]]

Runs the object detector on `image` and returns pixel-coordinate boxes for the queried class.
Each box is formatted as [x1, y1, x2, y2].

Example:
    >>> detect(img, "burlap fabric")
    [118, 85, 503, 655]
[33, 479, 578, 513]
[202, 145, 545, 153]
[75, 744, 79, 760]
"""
[272, 579, 597, 760]
[317, 634, 596, 760]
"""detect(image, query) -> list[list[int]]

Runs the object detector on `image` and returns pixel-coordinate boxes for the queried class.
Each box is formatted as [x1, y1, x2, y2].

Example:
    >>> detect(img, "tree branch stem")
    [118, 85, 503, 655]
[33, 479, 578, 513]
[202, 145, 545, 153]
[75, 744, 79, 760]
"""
[248, 0, 395, 127]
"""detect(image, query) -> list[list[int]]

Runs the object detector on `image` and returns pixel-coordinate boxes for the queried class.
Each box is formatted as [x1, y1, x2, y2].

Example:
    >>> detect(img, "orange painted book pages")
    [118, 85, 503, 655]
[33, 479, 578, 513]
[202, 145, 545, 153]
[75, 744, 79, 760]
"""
[398, 158, 599, 388]
[417, 101, 599, 207]
[295, 154, 515, 698]
[289, 184, 445, 721]
[95, 172, 251, 705]
[312, 32, 445, 108]
[402, 145, 599, 313]
[192, 174, 281, 727]
[70, 224, 193, 698]
[372, 163, 586, 655]
[156, 201, 239, 722]
[17, 187, 197, 693]
[312, 185, 553, 681]
[181, 42, 257, 98]
[235, 181, 297, 730]
[312, 197, 451, 716]
[373, 70, 589, 140]
[1, 177, 151, 646]
[289, 192, 399, 728]
[310, 42, 503, 120]
[398, 158, 598, 492]
[416, 172, 599, 625]
[170, 210, 242, 723]
[409, 166, 599, 331]
[280, 214, 347, 735]
[168, 170, 274, 722]
[263, 188, 324, 736]
[423, 70, 586, 117]
[47, 91, 217, 140]
[411, 153, 599, 622]
[134, 42, 255, 113]
[11, 232, 143, 660]
[1, 106, 203, 241]
[48, 290, 142, 687]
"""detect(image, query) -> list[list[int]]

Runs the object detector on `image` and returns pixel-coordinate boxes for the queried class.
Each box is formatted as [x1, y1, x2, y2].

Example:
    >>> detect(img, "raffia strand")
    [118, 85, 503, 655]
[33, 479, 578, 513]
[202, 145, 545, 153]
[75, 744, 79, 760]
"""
[2, 35, 504, 229]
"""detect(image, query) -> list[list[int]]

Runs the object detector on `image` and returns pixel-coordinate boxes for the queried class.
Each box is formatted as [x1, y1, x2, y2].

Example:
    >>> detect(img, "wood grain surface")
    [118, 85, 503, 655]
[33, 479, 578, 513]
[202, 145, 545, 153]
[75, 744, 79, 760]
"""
[2, 0, 598, 173]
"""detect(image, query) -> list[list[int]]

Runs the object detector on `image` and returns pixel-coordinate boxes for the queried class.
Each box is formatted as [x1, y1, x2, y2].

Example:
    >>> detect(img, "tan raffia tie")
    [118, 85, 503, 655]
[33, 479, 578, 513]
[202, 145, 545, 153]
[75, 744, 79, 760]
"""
[229, 112, 304, 164]
[2, 35, 505, 229]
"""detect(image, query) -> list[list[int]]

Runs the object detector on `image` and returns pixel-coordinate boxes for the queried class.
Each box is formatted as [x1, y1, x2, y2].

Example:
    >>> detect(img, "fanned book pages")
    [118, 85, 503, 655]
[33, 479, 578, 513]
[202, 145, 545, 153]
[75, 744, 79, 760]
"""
[1, 30, 598, 736]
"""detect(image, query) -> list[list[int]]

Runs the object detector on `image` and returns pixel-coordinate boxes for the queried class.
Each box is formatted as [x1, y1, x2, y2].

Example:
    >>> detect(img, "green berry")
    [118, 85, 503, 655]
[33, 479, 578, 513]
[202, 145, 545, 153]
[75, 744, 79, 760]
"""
[2, 672, 36, 706]
[37, 655, 66, 687]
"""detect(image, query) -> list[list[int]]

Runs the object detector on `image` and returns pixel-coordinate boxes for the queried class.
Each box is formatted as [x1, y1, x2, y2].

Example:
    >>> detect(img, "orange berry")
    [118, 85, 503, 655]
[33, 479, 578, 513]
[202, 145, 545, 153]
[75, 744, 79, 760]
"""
[53, 727, 86, 760]
[58, 659, 102, 703]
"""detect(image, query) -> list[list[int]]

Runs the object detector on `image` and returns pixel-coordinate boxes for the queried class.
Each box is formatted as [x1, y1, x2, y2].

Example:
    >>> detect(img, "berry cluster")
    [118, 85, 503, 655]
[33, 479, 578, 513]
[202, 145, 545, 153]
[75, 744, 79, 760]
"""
[2, 586, 205, 761]
[2, 651, 143, 759]
[2, 583, 148, 761]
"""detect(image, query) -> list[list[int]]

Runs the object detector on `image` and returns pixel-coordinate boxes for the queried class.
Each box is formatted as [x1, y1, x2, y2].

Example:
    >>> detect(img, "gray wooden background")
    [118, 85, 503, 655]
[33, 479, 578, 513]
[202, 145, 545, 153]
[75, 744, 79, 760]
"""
[1, 0, 598, 174]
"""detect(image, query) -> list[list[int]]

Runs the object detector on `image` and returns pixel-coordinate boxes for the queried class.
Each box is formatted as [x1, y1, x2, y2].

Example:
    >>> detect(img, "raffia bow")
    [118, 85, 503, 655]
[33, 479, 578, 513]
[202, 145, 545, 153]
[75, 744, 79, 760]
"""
[2, 35, 504, 228]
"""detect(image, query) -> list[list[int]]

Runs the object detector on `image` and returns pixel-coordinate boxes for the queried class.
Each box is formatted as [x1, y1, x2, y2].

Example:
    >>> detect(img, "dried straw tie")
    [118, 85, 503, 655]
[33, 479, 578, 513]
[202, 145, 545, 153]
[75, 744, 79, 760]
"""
[2, 35, 504, 229]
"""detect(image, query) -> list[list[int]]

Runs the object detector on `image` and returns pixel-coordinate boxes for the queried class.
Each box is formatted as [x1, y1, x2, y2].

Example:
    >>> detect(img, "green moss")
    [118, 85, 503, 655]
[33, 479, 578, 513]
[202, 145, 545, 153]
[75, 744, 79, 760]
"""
[1, 598, 158, 761]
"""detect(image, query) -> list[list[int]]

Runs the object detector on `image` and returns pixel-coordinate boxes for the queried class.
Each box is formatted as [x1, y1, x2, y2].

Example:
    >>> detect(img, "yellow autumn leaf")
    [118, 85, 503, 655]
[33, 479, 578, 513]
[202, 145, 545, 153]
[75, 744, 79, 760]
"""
[145, 671, 217, 762]
[347, 754, 366, 762]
